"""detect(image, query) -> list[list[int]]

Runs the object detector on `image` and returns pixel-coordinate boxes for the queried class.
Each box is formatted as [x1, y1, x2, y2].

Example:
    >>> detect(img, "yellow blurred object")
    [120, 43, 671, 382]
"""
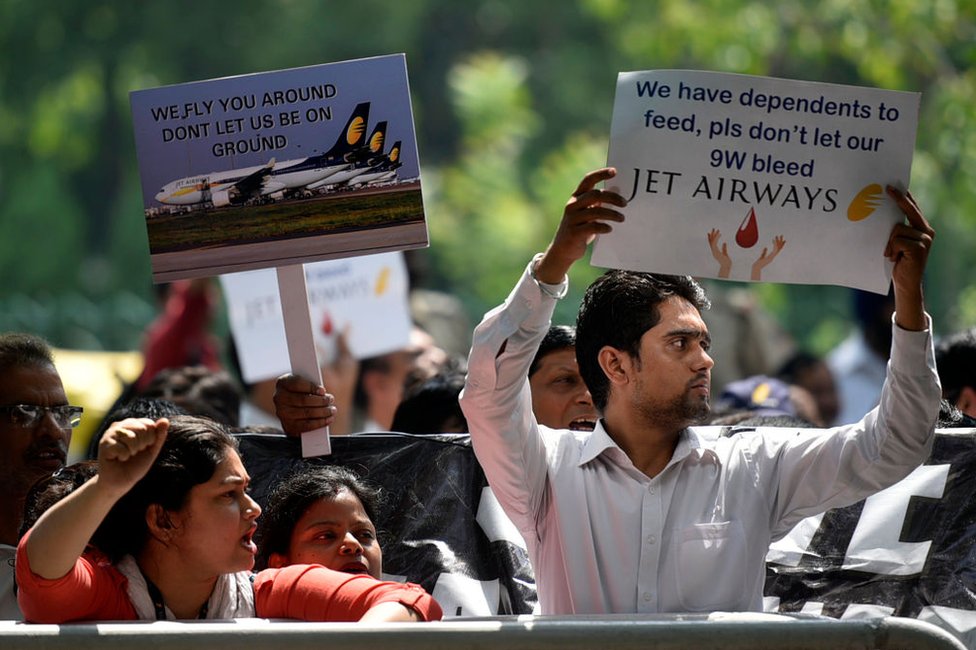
[52, 348, 144, 463]
[374, 266, 391, 296]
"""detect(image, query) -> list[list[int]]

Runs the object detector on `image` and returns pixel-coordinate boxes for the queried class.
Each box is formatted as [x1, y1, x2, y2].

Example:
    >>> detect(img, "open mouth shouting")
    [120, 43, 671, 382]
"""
[568, 417, 597, 431]
[338, 560, 371, 575]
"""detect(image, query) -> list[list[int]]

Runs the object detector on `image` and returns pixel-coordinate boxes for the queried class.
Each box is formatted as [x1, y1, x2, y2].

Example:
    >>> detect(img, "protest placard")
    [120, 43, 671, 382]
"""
[220, 252, 412, 384]
[130, 54, 426, 283]
[593, 70, 920, 293]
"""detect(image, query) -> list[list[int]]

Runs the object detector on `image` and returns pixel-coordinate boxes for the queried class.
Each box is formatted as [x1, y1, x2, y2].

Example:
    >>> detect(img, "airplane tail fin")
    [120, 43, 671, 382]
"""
[344, 121, 388, 164]
[323, 102, 371, 158]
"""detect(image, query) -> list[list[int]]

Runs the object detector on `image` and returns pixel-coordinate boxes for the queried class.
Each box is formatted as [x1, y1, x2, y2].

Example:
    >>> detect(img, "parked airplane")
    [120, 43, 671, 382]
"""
[350, 141, 402, 186]
[305, 120, 388, 190]
[154, 102, 371, 207]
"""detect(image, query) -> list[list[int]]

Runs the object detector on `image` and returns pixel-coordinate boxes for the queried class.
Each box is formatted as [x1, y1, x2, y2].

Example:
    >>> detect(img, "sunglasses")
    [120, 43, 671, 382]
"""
[0, 404, 83, 430]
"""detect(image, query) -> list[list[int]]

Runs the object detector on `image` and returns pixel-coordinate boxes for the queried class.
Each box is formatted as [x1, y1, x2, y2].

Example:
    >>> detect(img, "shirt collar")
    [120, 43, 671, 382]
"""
[579, 421, 721, 469]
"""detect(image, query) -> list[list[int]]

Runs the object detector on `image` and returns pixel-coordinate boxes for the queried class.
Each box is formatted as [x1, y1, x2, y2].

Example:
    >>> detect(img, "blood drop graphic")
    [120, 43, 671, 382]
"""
[321, 311, 333, 336]
[735, 207, 759, 248]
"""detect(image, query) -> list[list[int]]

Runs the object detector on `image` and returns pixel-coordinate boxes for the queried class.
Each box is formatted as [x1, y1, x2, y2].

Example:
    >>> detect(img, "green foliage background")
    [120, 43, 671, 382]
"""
[2, 0, 975, 354]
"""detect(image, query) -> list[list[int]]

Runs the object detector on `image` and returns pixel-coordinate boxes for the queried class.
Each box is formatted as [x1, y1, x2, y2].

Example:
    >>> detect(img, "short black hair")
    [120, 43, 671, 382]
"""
[0, 332, 55, 373]
[256, 465, 382, 570]
[529, 325, 577, 377]
[935, 328, 976, 405]
[140, 365, 242, 427]
[391, 358, 468, 434]
[576, 271, 709, 412]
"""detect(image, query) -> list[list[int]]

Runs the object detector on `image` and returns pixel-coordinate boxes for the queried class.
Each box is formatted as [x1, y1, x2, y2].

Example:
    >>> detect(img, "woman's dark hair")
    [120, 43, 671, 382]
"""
[256, 465, 382, 570]
[97, 414, 238, 562]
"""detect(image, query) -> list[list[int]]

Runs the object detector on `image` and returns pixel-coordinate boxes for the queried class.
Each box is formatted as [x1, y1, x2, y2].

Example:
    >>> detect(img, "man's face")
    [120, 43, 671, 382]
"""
[0, 363, 71, 493]
[530, 347, 597, 431]
[628, 297, 714, 429]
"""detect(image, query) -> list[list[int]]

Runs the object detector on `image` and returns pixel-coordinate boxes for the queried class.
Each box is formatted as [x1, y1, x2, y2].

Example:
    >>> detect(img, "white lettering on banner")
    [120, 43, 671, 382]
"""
[431, 572, 500, 618]
[841, 464, 950, 576]
[840, 603, 895, 619]
[476, 487, 527, 549]
[766, 512, 826, 567]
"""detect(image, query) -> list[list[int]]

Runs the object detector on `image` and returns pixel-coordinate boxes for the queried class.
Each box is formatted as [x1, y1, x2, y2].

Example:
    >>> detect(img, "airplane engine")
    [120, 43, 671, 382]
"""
[211, 188, 238, 207]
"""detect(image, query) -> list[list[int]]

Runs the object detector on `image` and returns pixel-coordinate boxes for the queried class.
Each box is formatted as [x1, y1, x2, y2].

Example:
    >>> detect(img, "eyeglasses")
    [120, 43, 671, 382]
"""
[0, 404, 83, 429]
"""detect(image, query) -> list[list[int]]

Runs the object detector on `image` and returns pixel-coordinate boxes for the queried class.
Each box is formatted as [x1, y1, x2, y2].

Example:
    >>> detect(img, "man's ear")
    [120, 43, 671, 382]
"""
[957, 386, 976, 419]
[267, 552, 288, 569]
[598, 346, 632, 388]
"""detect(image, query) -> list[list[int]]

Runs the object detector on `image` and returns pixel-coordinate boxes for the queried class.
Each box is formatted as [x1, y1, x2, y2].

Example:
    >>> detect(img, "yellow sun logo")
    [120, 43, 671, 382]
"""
[389, 146, 399, 162]
[374, 267, 391, 295]
[370, 131, 385, 152]
[346, 117, 366, 145]
[848, 184, 884, 222]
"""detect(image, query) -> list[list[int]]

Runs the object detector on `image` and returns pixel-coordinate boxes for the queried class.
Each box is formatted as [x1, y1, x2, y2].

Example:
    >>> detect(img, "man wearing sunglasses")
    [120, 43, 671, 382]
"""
[0, 333, 82, 619]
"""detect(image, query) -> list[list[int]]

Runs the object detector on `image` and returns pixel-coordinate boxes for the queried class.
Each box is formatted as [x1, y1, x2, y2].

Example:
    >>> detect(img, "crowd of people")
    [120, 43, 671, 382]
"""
[2, 165, 973, 628]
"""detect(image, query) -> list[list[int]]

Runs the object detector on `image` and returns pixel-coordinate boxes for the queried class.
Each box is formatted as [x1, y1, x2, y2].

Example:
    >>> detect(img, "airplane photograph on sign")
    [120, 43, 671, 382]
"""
[130, 54, 426, 283]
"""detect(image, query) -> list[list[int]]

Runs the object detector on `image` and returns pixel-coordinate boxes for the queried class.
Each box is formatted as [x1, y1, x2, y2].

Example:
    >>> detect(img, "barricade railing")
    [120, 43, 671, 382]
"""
[0, 613, 966, 650]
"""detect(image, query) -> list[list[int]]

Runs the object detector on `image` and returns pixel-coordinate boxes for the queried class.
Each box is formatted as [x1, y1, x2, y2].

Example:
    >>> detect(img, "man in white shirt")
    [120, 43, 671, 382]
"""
[459, 167, 940, 614]
[0, 333, 76, 619]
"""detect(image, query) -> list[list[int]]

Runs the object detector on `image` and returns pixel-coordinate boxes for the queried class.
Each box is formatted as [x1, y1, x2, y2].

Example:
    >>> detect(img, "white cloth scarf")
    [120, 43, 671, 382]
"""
[115, 555, 255, 620]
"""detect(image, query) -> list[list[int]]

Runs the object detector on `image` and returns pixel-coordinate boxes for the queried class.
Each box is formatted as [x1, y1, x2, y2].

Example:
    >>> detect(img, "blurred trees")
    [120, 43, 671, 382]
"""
[1, 0, 975, 353]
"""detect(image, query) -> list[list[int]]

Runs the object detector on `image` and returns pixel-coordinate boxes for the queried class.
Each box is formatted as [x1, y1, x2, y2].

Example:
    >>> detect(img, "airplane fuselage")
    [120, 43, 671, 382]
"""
[155, 156, 351, 205]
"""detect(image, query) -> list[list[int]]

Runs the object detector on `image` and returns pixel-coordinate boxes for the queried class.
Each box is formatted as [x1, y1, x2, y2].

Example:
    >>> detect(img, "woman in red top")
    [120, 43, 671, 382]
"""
[16, 414, 441, 623]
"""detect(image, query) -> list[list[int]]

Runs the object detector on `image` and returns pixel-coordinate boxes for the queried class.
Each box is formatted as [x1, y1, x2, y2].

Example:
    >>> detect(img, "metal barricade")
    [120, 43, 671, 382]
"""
[0, 614, 967, 650]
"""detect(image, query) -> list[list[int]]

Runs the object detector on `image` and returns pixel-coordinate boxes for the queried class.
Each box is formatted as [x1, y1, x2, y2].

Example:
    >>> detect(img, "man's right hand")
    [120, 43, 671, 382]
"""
[273, 374, 337, 437]
[534, 167, 627, 284]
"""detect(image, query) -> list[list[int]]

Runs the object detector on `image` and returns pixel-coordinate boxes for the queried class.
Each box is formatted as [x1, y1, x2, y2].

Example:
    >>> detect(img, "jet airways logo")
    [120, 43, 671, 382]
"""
[369, 130, 385, 153]
[389, 146, 400, 163]
[848, 184, 884, 222]
[346, 116, 366, 145]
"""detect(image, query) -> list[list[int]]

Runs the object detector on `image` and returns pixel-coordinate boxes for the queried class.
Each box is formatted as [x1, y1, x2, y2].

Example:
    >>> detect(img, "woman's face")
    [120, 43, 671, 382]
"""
[166, 448, 261, 578]
[269, 487, 383, 580]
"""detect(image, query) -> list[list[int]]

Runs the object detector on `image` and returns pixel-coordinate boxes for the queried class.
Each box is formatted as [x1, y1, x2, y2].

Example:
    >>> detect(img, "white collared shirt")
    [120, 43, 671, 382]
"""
[460, 260, 940, 615]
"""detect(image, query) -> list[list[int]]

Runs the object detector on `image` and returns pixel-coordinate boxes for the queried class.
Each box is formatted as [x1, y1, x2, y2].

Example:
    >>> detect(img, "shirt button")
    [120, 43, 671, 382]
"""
[646, 535, 657, 545]
[647, 485, 656, 495]
[643, 592, 653, 602]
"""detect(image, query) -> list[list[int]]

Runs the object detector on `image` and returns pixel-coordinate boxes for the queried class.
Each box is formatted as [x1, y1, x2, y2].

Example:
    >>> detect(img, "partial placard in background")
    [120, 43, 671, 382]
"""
[221, 252, 411, 384]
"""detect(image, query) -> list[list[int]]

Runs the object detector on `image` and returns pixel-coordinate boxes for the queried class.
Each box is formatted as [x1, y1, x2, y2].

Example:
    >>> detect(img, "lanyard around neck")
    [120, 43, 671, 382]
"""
[140, 570, 209, 620]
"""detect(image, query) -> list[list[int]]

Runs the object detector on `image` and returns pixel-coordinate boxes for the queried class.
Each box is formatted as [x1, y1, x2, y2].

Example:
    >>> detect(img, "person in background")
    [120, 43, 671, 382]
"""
[527, 325, 598, 431]
[135, 279, 222, 392]
[0, 332, 80, 619]
[935, 327, 976, 419]
[827, 288, 896, 424]
[776, 351, 840, 426]
[709, 375, 821, 427]
[257, 466, 384, 578]
[390, 357, 469, 434]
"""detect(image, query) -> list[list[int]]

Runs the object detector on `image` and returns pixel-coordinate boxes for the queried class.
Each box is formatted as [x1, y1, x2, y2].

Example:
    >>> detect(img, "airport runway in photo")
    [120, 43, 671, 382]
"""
[151, 219, 428, 282]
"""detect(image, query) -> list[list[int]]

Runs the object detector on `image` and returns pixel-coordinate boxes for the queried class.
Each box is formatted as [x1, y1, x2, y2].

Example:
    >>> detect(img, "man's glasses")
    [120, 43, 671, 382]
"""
[0, 404, 83, 429]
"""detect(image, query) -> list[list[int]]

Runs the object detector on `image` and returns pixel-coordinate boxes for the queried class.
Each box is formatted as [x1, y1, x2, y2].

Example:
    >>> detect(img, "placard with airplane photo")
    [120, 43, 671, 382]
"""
[130, 54, 426, 283]
[592, 70, 920, 294]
